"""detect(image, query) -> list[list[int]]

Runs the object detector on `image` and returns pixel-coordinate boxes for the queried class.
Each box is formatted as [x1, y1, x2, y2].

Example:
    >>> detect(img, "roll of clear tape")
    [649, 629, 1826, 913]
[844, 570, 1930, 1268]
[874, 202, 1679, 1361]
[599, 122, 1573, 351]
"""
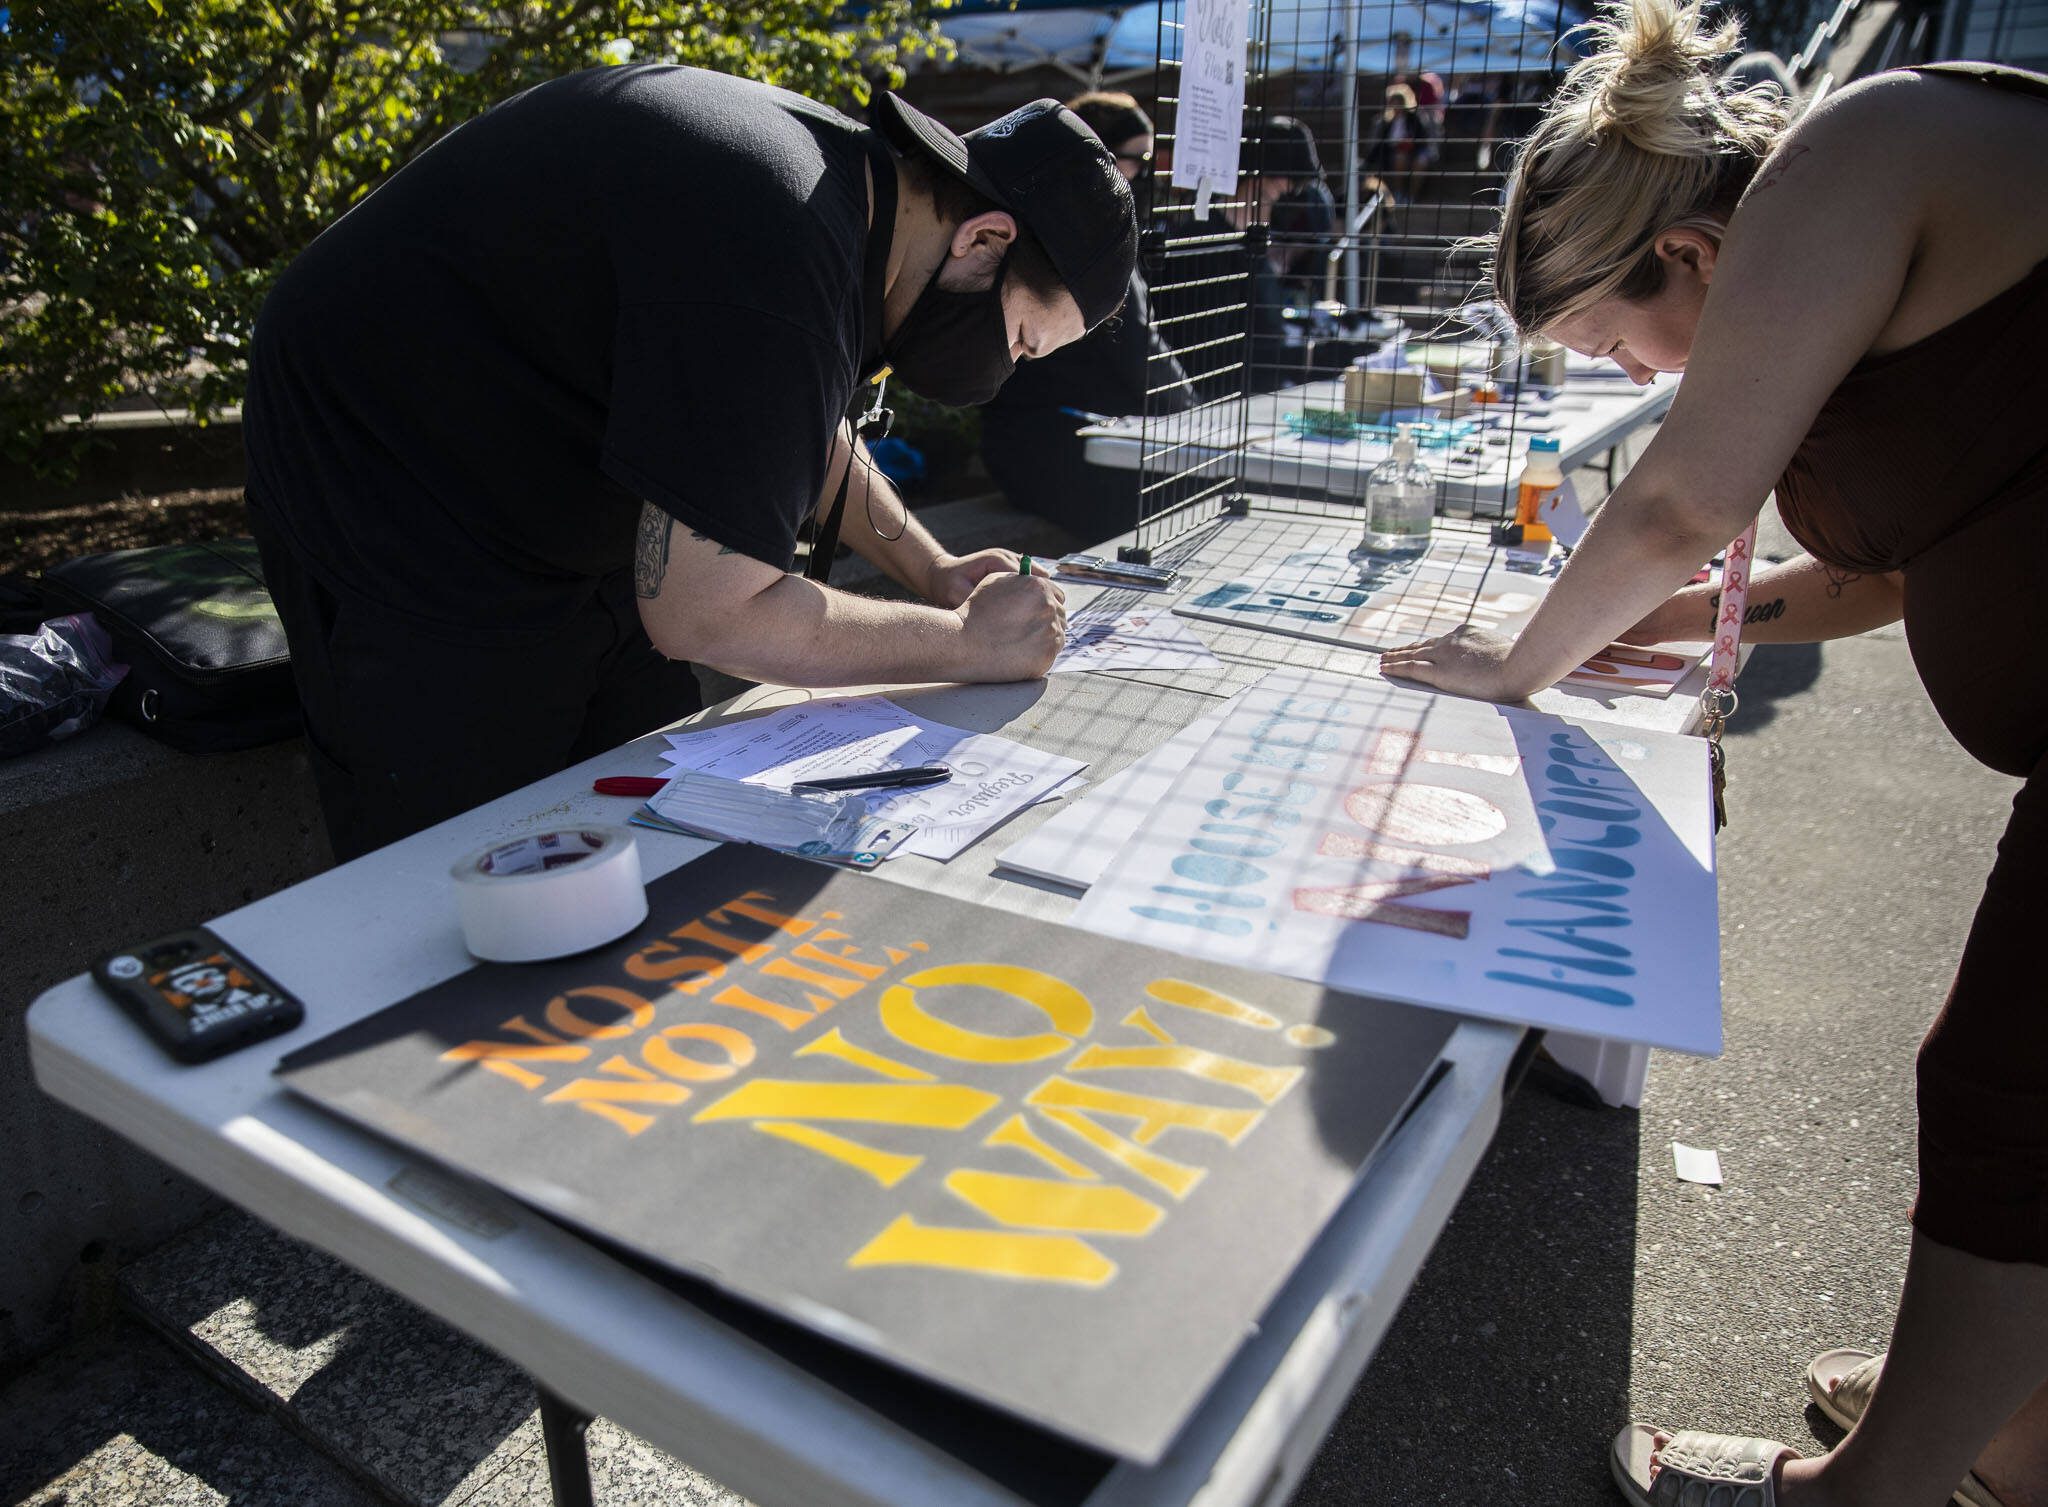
[450, 826, 648, 962]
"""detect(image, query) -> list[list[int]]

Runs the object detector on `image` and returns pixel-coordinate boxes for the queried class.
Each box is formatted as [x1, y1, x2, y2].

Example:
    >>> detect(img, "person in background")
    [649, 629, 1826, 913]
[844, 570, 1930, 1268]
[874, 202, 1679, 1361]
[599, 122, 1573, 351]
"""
[1364, 82, 1425, 201]
[1260, 115, 1339, 302]
[979, 91, 1196, 539]
[1380, 1, 2048, 1502]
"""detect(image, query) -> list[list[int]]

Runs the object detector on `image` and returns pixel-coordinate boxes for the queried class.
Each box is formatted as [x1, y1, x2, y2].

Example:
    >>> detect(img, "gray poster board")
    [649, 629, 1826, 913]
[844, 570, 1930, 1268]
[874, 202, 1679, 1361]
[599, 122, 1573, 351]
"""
[278, 847, 1455, 1462]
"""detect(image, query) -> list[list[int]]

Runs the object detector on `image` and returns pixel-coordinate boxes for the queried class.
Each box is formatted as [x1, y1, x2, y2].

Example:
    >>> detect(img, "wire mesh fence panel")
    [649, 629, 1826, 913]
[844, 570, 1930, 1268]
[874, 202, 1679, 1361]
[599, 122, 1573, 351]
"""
[1119, 0, 1591, 561]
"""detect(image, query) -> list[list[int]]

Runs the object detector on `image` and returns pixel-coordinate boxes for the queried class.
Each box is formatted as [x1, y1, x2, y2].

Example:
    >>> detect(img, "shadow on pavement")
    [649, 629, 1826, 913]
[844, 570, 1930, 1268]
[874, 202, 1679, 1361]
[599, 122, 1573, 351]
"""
[1723, 641, 1823, 740]
[1291, 1083, 1642, 1506]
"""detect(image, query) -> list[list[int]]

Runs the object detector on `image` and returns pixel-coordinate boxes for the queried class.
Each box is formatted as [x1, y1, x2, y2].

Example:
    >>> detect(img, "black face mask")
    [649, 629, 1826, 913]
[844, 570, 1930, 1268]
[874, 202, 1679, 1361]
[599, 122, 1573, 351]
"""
[883, 253, 1017, 406]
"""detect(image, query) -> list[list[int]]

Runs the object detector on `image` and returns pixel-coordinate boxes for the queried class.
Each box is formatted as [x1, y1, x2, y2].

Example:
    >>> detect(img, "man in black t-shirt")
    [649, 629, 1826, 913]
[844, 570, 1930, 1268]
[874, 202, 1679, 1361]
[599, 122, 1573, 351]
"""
[243, 67, 1136, 859]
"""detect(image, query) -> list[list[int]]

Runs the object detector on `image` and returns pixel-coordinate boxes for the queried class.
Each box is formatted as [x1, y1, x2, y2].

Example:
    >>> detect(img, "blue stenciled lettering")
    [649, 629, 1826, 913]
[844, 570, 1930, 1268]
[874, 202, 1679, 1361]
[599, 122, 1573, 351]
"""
[1131, 905, 1255, 936]
[1489, 729, 1642, 1007]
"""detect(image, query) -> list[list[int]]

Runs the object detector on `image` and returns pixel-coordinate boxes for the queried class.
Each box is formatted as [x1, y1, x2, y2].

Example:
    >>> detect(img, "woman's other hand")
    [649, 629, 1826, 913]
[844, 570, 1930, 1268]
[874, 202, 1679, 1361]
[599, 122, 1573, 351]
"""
[1378, 626, 1532, 701]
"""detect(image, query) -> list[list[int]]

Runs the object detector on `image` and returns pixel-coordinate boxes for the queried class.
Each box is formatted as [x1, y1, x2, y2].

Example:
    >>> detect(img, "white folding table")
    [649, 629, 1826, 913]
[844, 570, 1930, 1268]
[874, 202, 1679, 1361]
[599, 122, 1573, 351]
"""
[28, 504, 1711, 1507]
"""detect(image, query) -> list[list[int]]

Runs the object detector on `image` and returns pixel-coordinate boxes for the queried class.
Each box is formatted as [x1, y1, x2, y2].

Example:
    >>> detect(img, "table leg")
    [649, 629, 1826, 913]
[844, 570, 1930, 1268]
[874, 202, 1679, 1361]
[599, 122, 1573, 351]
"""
[537, 1386, 596, 1507]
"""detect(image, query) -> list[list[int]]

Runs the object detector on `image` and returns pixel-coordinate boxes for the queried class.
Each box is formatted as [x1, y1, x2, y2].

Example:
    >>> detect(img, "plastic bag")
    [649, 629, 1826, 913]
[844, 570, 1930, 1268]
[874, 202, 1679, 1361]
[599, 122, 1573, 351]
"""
[0, 612, 129, 759]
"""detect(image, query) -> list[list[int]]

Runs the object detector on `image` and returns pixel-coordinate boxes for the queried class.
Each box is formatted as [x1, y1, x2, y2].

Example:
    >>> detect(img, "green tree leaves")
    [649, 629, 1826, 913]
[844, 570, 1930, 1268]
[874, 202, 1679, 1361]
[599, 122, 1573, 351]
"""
[1, 0, 952, 474]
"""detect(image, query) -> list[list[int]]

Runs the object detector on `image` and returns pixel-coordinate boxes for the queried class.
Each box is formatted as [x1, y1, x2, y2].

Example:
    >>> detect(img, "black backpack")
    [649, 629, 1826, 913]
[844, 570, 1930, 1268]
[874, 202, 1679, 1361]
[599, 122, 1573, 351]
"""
[40, 539, 300, 753]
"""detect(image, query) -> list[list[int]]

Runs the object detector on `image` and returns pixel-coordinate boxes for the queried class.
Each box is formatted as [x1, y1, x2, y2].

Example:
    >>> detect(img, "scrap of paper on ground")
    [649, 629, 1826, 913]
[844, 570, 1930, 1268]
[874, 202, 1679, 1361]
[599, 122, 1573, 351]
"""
[660, 697, 1086, 861]
[1067, 668, 1723, 1055]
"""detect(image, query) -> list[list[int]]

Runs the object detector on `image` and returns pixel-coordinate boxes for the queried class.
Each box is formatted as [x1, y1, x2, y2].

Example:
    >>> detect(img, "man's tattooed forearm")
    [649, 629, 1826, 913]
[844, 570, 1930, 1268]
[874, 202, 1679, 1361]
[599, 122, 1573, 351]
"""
[635, 502, 671, 598]
[1822, 563, 1861, 599]
[1707, 592, 1787, 630]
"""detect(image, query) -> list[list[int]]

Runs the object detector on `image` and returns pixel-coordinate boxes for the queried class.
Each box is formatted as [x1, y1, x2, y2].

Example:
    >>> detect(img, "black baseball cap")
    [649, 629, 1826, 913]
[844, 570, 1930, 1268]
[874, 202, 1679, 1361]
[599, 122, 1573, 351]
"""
[872, 93, 1139, 330]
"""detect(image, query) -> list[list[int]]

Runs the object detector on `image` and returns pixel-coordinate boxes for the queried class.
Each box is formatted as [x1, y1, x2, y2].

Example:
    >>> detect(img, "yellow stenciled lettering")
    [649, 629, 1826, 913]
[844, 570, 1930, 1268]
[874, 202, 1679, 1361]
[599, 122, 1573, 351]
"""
[642, 1022, 755, 1083]
[694, 1079, 999, 1130]
[943, 1170, 1162, 1236]
[983, 1113, 1097, 1180]
[543, 986, 655, 1041]
[847, 1214, 1116, 1287]
[1144, 978, 1282, 1031]
[1067, 1007, 1303, 1106]
[796, 1028, 935, 1081]
[753, 1122, 923, 1188]
[878, 964, 1093, 1065]
[440, 1015, 590, 1090]
[541, 1054, 690, 1136]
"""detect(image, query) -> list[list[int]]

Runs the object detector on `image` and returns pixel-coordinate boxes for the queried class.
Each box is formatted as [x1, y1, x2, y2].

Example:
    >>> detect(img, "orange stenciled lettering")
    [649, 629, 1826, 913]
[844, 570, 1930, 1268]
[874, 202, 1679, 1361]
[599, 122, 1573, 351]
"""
[541, 1055, 691, 1136]
[790, 931, 890, 981]
[847, 1214, 1116, 1286]
[642, 1022, 755, 1083]
[544, 986, 656, 1041]
[708, 891, 816, 938]
[621, 940, 729, 995]
[440, 1015, 591, 1090]
[667, 918, 775, 965]
[709, 981, 817, 1033]
[758, 956, 868, 1001]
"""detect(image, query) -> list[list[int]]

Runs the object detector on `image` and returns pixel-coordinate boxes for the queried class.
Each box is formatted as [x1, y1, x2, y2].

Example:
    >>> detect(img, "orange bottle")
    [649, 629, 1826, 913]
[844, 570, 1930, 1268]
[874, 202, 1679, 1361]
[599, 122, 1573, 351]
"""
[1513, 436, 1563, 544]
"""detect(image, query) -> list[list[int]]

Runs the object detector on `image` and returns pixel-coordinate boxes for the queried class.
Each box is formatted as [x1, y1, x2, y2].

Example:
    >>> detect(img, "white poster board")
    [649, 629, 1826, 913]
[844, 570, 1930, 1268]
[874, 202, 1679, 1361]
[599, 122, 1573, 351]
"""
[1171, 0, 1251, 204]
[1068, 669, 1724, 1055]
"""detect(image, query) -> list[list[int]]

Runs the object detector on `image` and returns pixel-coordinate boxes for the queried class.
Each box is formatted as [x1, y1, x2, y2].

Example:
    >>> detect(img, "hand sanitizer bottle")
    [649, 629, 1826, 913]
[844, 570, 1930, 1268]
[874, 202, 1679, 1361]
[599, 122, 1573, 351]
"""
[1355, 423, 1435, 559]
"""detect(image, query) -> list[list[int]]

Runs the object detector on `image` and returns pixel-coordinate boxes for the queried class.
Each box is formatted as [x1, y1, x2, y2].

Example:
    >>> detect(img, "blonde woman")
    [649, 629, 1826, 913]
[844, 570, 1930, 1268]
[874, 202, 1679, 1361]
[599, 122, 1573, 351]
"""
[1379, 5, 2048, 1505]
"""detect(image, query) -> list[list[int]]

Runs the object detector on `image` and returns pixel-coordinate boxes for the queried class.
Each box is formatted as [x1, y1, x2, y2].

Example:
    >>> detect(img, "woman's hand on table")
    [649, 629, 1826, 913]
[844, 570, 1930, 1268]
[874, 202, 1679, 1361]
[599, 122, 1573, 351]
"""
[924, 550, 1051, 609]
[1378, 626, 1533, 702]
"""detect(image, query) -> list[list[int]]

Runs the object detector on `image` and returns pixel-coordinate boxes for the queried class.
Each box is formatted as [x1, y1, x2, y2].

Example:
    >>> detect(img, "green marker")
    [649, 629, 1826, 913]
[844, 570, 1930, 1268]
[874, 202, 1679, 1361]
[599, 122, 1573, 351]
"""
[1019, 554, 1032, 577]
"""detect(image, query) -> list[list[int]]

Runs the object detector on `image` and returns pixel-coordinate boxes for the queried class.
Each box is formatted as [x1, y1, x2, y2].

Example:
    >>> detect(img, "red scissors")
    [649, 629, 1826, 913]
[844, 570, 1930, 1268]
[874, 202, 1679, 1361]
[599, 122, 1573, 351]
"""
[592, 776, 667, 797]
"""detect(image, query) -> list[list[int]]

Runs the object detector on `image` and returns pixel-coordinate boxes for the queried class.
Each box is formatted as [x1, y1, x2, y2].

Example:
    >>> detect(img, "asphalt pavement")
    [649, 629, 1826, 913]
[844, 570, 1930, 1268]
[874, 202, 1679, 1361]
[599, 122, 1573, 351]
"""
[2, 509, 2022, 1507]
[1292, 507, 2023, 1504]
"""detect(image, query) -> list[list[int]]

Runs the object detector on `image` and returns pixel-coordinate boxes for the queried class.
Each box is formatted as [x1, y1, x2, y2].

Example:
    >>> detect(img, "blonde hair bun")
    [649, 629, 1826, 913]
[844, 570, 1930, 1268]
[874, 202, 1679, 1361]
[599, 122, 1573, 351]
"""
[1483, 0, 1790, 333]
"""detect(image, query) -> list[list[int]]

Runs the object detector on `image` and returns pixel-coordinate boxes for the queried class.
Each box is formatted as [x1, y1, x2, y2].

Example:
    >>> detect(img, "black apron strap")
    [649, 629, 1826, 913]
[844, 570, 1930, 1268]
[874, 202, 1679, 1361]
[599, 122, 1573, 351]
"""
[806, 446, 853, 584]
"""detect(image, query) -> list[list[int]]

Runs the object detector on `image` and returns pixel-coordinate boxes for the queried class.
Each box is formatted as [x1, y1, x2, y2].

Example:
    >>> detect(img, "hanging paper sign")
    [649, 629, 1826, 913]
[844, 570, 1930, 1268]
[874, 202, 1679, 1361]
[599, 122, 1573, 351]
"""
[1069, 669, 1723, 1055]
[1171, 0, 1251, 198]
[278, 846, 1456, 1462]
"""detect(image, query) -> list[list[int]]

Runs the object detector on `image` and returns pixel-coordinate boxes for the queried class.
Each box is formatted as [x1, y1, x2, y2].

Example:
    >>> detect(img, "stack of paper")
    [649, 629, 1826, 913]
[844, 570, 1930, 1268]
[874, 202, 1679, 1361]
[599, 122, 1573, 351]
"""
[657, 697, 1086, 861]
[996, 696, 1241, 889]
[1049, 606, 1221, 675]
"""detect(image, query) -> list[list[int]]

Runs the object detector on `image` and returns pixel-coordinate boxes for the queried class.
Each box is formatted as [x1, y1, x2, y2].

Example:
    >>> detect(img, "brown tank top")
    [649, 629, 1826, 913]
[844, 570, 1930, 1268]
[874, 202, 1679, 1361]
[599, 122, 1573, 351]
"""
[1774, 63, 2048, 778]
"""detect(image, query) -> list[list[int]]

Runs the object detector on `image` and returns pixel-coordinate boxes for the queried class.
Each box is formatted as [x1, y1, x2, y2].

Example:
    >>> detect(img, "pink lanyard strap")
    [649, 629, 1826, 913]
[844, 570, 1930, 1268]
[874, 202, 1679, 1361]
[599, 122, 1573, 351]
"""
[1705, 521, 1757, 705]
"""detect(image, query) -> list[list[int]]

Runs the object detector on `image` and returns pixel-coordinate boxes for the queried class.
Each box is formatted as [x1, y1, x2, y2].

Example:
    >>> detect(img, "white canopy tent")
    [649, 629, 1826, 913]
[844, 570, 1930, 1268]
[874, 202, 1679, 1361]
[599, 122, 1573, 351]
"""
[936, 0, 1582, 85]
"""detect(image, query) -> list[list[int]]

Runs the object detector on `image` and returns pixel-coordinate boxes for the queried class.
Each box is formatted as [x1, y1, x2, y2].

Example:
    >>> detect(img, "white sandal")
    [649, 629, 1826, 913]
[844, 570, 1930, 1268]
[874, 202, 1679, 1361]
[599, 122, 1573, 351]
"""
[1611, 1423, 1798, 1505]
[1805, 1348, 2009, 1507]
